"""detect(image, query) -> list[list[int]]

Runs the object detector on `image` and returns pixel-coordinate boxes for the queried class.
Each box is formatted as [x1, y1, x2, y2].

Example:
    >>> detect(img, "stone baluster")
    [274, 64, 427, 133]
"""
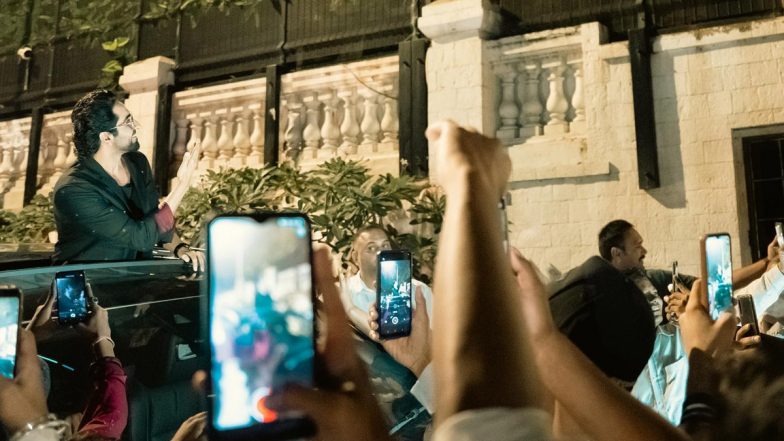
[568, 56, 586, 133]
[519, 60, 544, 138]
[301, 92, 322, 160]
[0, 138, 13, 194]
[65, 132, 77, 168]
[359, 91, 380, 155]
[338, 88, 360, 156]
[248, 110, 265, 166]
[495, 64, 520, 142]
[37, 131, 50, 184]
[319, 90, 340, 158]
[216, 113, 235, 168]
[38, 128, 57, 186]
[283, 95, 304, 160]
[49, 128, 69, 183]
[170, 116, 189, 177]
[231, 110, 251, 167]
[543, 57, 569, 135]
[12, 134, 27, 178]
[200, 116, 218, 170]
[379, 85, 399, 152]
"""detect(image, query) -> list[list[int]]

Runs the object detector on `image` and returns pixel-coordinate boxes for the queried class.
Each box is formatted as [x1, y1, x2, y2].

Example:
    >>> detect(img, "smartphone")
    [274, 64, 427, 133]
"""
[207, 213, 316, 440]
[54, 270, 89, 326]
[737, 294, 759, 337]
[376, 250, 413, 339]
[0, 286, 20, 379]
[700, 233, 733, 321]
[776, 222, 784, 247]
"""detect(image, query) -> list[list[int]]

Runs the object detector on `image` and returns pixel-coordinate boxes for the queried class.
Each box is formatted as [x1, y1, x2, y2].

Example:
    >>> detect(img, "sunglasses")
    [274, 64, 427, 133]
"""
[108, 114, 139, 131]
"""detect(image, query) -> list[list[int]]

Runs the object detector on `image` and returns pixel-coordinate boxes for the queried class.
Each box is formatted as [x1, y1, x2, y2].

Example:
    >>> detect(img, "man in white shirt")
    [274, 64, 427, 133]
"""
[341, 225, 435, 413]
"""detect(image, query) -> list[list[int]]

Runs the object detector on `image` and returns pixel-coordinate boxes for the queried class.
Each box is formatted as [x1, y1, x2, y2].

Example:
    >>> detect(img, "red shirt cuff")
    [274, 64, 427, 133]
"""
[154, 203, 175, 233]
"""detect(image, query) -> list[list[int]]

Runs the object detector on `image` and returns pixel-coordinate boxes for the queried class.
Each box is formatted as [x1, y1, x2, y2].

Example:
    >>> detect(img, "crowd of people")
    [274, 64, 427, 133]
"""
[0, 89, 782, 441]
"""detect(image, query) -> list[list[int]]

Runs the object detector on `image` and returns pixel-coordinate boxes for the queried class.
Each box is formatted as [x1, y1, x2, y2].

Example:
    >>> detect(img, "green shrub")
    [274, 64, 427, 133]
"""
[0, 193, 56, 243]
[177, 159, 444, 281]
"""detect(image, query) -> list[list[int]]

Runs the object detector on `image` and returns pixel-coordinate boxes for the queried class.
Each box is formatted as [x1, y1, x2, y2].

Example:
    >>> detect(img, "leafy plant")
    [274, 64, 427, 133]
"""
[176, 159, 444, 280]
[99, 36, 133, 88]
[0, 193, 56, 243]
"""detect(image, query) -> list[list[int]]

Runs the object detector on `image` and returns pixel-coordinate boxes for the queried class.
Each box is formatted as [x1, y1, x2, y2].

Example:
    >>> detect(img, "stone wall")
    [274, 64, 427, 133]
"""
[421, 1, 784, 277]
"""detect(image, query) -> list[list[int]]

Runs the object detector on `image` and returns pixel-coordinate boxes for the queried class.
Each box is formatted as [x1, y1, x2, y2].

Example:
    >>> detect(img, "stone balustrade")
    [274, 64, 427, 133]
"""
[489, 26, 587, 145]
[171, 78, 267, 179]
[280, 55, 400, 174]
[38, 110, 76, 196]
[0, 117, 32, 209]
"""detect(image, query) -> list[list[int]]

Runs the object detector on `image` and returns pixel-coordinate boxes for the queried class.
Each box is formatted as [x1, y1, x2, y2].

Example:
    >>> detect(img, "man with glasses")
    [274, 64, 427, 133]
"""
[51, 89, 204, 271]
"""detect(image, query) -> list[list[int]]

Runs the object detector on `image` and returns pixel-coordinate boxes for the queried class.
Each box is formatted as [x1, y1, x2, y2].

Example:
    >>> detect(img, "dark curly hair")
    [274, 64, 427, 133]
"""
[71, 89, 119, 158]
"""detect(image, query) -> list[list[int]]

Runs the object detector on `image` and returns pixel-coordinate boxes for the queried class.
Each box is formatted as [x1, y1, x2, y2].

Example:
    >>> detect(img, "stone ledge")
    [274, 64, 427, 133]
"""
[418, 0, 486, 44]
[507, 136, 611, 182]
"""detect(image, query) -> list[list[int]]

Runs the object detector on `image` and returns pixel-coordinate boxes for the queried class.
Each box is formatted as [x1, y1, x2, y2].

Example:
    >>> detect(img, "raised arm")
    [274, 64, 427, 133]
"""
[732, 237, 778, 290]
[427, 121, 544, 424]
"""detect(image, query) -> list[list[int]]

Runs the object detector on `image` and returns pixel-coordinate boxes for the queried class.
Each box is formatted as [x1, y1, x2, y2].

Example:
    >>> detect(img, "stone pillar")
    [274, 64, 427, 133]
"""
[418, 0, 503, 181]
[119, 56, 176, 167]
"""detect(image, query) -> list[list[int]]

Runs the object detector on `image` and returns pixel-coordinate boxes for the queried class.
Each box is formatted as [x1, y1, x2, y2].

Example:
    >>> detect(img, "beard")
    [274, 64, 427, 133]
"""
[123, 138, 140, 153]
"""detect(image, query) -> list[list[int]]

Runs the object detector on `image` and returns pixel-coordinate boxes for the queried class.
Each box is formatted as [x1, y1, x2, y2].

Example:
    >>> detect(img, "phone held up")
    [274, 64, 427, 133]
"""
[376, 250, 413, 340]
[54, 270, 90, 326]
[0, 285, 20, 379]
[737, 294, 760, 337]
[207, 213, 317, 441]
[700, 233, 734, 321]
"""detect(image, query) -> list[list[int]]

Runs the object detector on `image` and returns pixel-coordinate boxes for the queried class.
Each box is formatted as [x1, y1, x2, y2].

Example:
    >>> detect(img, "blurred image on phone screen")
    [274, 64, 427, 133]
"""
[208, 214, 314, 437]
[0, 290, 20, 379]
[705, 234, 733, 320]
[377, 251, 412, 339]
[55, 270, 87, 324]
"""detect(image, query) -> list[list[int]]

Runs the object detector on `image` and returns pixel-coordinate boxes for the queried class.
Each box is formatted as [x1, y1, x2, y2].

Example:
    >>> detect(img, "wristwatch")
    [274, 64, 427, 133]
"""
[173, 243, 190, 258]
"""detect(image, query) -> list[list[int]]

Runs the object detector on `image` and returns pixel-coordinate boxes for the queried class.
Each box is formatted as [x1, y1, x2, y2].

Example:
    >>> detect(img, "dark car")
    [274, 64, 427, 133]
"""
[4, 256, 430, 441]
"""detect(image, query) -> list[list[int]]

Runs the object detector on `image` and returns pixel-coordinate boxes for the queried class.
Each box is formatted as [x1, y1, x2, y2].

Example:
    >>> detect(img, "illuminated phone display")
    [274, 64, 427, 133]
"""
[0, 288, 20, 379]
[208, 214, 315, 439]
[377, 250, 412, 339]
[705, 234, 733, 320]
[55, 270, 88, 324]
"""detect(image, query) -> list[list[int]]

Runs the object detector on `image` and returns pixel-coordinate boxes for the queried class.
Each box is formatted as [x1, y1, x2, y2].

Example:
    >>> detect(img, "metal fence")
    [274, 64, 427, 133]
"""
[498, 0, 782, 40]
[0, 0, 416, 118]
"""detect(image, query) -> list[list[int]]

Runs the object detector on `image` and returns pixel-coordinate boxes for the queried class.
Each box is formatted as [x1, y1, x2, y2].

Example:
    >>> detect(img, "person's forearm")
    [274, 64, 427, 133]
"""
[164, 181, 189, 213]
[535, 332, 690, 441]
[733, 258, 768, 291]
[433, 180, 542, 424]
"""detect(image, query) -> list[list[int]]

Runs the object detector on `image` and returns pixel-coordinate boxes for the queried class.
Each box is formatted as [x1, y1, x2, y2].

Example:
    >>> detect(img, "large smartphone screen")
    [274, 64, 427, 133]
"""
[377, 253, 412, 338]
[208, 215, 314, 432]
[56, 271, 87, 323]
[705, 234, 733, 320]
[0, 295, 19, 379]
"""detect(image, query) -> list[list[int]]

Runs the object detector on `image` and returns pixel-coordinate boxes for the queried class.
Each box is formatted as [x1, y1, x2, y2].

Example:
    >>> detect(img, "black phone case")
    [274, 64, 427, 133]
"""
[738, 295, 760, 336]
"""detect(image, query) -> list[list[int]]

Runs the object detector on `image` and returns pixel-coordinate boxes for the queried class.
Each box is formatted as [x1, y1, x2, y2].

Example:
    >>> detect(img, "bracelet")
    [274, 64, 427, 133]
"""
[10, 414, 69, 441]
[93, 336, 115, 349]
[173, 243, 190, 258]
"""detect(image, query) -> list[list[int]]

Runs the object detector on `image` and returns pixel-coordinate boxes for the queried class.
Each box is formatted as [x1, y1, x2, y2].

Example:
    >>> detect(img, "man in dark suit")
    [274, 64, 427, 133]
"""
[52, 89, 204, 270]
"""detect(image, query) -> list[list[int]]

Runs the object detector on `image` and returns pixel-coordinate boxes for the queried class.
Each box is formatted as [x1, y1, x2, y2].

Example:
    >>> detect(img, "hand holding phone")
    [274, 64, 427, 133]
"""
[700, 233, 733, 321]
[0, 329, 49, 433]
[376, 250, 413, 340]
[737, 294, 760, 337]
[54, 270, 90, 326]
[0, 286, 21, 379]
[207, 213, 316, 440]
